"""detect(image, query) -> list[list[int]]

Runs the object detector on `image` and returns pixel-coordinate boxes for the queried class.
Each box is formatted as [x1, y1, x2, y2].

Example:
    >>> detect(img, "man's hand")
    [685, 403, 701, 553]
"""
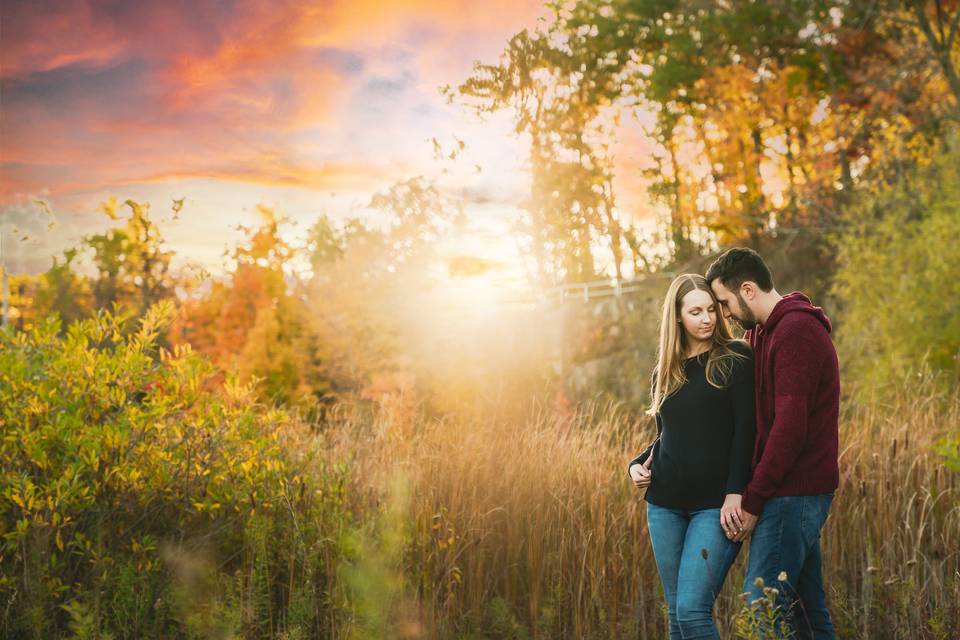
[732, 508, 759, 542]
[720, 493, 743, 540]
[629, 458, 653, 490]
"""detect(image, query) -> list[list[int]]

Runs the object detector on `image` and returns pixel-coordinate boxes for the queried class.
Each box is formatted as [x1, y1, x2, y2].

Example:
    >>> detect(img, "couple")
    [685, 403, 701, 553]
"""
[628, 248, 840, 639]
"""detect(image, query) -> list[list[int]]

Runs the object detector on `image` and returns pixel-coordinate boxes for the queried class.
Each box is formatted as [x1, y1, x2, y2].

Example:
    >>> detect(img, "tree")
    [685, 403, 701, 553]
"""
[454, 26, 649, 284]
[85, 198, 175, 321]
[176, 205, 328, 411]
[368, 176, 461, 268]
[32, 249, 91, 328]
[903, 0, 960, 112]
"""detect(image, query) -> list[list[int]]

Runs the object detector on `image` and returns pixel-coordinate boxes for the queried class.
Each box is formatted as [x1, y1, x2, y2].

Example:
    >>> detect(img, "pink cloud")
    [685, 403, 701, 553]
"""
[1, 0, 546, 229]
[1, 1, 126, 79]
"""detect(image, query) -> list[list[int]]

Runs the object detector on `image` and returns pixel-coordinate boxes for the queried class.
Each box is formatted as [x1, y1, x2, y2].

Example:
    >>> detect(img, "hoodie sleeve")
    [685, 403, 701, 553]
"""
[741, 326, 823, 515]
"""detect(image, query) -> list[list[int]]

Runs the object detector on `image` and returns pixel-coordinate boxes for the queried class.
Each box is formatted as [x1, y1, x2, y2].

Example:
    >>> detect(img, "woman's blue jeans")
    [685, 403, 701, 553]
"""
[646, 502, 742, 639]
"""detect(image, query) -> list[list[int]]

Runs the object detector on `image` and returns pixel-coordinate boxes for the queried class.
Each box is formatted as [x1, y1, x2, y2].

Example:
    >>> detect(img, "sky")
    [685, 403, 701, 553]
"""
[0, 0, 565, 283]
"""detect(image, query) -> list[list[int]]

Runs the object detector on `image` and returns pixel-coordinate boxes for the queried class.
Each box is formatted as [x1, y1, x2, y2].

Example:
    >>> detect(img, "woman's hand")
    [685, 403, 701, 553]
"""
[720, 493, 744, 540]
[629, 457, 653, 490]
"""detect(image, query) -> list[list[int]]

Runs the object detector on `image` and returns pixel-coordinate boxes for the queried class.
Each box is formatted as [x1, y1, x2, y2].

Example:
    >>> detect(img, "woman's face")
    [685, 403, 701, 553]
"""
[679, 288, 717, 344]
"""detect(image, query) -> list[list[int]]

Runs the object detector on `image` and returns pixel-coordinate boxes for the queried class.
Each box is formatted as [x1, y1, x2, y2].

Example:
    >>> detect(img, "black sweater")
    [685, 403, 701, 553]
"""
[628, 343, 755, 510]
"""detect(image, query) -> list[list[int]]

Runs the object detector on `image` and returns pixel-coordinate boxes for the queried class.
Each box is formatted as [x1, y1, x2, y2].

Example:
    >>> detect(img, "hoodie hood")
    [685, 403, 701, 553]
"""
[764, 292, 832, 334]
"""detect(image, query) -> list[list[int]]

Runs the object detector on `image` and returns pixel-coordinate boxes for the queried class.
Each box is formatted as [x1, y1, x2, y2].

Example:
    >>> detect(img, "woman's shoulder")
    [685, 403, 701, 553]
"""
[727, 339, 753, 358]
[727, 338, 753, 362]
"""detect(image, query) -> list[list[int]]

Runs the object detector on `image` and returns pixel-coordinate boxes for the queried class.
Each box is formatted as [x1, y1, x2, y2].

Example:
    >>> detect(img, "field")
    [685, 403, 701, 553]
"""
[2, 313, 957, 638]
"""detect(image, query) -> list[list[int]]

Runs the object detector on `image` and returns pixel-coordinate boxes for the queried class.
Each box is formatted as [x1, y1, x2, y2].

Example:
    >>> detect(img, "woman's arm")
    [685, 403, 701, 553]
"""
[722, 353, 755, 538]
[725, 353, 756, 495]
[627, 413, 662, 475]
[628, 368, 662, 475]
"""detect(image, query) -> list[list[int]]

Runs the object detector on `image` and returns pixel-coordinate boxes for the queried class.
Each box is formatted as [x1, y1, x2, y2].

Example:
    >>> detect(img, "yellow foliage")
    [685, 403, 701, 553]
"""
[0, 305, 352, 637]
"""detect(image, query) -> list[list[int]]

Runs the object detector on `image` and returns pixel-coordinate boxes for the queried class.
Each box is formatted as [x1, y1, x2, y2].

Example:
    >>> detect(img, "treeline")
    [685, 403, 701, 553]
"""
[8, 177, 473, 417]
[454, 0, 959, 274]
[4, 2, 958, 405]
[450, 0, 960, 394]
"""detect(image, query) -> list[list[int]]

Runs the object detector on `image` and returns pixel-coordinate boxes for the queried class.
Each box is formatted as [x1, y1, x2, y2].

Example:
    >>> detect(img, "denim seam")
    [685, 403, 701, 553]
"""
[800, 495, 809, 549]
[777, 498, 802, 639]
[774, 498, 785, 586]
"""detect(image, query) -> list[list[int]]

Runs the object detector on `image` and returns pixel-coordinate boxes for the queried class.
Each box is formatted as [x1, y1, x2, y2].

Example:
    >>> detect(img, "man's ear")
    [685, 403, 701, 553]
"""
[740, 281, 757, 300]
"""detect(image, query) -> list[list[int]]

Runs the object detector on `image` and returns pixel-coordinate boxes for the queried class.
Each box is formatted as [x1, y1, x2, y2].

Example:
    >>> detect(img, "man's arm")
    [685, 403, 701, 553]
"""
[741, 328, 822, 516]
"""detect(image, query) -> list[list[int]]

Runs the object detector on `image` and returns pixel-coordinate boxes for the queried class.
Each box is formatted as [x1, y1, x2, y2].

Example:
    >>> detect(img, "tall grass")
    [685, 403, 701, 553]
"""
[4, 311, 957, 637]
[336, 382, 960, 638]
[824, 377, 960, 639]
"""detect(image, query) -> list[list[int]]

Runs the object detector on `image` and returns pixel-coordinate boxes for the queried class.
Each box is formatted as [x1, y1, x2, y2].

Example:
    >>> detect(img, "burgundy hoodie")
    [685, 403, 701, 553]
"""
[741, 292, 840, 516]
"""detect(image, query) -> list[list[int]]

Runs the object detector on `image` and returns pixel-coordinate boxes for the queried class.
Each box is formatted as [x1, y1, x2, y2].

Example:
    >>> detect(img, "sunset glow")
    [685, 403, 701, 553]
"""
[0, 0, 548, 277]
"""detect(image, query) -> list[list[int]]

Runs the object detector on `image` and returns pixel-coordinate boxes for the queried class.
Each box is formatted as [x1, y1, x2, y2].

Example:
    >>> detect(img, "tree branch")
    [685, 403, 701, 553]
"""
[935, 0, 946, 44]
[945, 1, 960, 51]
[910, 0, 960, 111]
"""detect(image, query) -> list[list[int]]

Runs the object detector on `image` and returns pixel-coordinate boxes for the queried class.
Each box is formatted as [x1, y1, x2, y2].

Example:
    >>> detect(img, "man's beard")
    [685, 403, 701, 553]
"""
[734, 291, 758, 330]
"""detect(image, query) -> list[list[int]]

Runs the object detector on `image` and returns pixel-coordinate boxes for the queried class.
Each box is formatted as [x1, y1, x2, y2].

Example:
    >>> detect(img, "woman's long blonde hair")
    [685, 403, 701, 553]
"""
[647, 274, 748, 416]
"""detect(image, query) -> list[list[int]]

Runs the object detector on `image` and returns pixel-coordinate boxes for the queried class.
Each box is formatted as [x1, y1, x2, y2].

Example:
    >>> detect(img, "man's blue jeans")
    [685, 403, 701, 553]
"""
[646, 503, 742, 639]
[743, 494, 836, 640]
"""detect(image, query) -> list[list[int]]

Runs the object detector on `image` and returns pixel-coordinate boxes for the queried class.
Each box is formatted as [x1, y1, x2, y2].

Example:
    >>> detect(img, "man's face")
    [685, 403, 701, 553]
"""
[710, 279, 758, 330]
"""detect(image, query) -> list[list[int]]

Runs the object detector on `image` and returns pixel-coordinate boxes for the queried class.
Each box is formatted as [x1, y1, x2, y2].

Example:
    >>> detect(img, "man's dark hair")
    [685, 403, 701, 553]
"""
[705, 247, 774, 292]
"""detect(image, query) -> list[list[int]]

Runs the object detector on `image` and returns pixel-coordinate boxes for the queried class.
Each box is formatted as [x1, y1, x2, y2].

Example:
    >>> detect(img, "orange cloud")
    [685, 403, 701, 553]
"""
[162, 0, 546, 103]
[114, 156, 405, 192]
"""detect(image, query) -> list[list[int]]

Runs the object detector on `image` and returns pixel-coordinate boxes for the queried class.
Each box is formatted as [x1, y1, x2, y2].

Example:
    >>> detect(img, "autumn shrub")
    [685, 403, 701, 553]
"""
[831, 136, 960, 398]
[0, 302, 352, 639]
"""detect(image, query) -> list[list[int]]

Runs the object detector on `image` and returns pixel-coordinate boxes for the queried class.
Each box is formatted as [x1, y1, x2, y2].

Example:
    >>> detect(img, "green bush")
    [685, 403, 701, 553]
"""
[831, 137, 960, 397]
[0, 302, 351, 638]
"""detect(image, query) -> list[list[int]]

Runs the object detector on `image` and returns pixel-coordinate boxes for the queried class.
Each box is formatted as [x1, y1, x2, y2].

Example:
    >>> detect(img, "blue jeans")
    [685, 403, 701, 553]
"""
[646, 503, 742, 639]
[743, 494, 836, 639]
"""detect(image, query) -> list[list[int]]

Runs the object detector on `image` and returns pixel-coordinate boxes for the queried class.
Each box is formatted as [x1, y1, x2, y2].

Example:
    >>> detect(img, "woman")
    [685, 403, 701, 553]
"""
[628, 274, 755, 639]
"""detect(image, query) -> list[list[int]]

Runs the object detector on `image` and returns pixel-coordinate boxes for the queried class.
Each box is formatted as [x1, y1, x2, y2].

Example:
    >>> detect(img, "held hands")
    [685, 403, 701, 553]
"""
[733, 509, 758, 542]
[629, 458, 653, 490]
[721, 494, 744, 540]
[720, 493, 758, 542]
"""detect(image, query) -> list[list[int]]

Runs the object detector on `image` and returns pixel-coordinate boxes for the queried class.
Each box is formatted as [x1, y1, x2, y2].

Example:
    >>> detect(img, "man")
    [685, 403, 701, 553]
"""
[706, 248, 839, 640]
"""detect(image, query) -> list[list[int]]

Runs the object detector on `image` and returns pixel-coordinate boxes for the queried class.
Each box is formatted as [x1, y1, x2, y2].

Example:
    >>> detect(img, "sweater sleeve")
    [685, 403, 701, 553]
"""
[725, 351, 755, 495]
[628, 369, 661, 475]
[627, 412, 661, 475]
[742, 330, 822, 515]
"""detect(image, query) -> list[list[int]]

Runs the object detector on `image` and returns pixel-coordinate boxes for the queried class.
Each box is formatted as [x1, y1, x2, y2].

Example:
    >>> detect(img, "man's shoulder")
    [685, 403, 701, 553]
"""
[770, 312, 837, 367]
[773, 311, 830, 341]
